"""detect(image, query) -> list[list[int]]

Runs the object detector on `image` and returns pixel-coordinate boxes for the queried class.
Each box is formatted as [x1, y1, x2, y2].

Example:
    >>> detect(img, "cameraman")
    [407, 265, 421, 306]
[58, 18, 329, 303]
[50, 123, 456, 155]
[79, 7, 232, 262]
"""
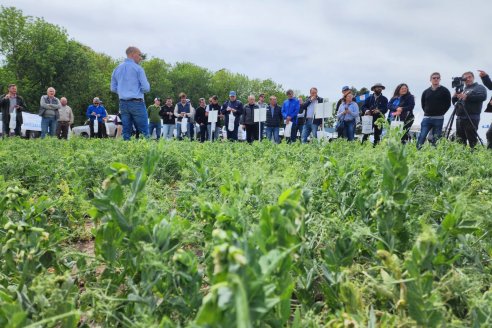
[452, 71, 487, 148]
[478, 70, 492, 148]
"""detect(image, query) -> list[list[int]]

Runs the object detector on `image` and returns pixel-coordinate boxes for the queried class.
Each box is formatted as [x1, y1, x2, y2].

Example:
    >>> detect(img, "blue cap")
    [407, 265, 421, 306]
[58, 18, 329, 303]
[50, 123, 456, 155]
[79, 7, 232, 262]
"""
[342, 86, 350, 92]
[229, 91, 236, 97]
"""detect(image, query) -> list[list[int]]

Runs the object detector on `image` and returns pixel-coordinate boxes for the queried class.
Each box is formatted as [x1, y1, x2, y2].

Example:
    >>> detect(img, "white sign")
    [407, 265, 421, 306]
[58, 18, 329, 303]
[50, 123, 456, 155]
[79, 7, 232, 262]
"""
[21, 112, 42, 131]
[208, 110, 218, 123]
[314, 102, 333, 119]
[254, 108, 267, 122]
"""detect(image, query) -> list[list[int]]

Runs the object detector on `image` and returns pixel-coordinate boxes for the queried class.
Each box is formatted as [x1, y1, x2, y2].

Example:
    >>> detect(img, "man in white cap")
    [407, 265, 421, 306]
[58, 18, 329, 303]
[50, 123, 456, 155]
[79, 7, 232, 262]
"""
[86, 97, 107, 138]
[361, 83, 388, 145]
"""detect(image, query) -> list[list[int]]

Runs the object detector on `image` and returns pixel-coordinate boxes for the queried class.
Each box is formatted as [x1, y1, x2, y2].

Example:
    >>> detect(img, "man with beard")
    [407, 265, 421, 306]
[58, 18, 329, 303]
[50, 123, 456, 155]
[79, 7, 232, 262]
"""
[361, 83, 388, 145]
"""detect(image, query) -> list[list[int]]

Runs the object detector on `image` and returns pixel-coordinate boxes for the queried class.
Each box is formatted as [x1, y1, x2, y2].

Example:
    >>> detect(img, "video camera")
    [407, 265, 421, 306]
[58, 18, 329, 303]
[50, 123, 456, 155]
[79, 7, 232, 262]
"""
[452, 76, 466, 93]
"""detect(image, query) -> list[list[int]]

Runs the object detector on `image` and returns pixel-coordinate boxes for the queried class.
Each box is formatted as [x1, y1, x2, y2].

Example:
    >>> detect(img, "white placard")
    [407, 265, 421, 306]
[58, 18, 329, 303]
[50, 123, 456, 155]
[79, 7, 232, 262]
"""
[21, 112, 42, 131]
[315, 102, 333, 119]
[208, 110, 218, 123]
[254, 108, 267, 122]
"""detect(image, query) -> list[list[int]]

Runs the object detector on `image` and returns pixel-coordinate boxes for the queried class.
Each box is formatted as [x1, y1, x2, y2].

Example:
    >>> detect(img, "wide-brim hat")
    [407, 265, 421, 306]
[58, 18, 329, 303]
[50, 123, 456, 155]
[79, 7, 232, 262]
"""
[371, 83, 385, 91]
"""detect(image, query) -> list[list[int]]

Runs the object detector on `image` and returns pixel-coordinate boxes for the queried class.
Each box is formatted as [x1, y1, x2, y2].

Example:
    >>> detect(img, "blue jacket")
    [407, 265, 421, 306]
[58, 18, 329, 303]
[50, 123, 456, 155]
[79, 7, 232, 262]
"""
[86, 105, 107, 123]
[337, 102, 359, 121]
[282, 98, 300, 122]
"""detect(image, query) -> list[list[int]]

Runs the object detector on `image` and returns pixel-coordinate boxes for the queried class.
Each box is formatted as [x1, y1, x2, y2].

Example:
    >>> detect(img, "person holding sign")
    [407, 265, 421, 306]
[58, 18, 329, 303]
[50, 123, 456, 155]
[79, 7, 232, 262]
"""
[265, 96, 283, 143]
[86, 97, 107, 138]
[361, 83, 388, 145]
[301, 87, 324, 143]
[221, 91, 243, 141]
[206, 95, 222, 141]
[336, 93, 359, 141]
[241, 95, 259, 144]
[1, 84, 27, 138]
[282, 89, 300, 143]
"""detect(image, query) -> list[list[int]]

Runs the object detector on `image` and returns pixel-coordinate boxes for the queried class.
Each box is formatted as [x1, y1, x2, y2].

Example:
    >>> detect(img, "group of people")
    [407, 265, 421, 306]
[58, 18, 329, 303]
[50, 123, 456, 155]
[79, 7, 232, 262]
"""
[1, 85, 74, 139]
[2, 45, 492, 149]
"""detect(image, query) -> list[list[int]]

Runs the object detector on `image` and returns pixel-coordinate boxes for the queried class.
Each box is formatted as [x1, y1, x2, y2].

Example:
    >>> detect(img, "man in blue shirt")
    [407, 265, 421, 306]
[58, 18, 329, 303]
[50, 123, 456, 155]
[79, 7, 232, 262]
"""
[111, 46, 151, 140]
[282, 89, 300, 143]
[86, 97, 107, 138]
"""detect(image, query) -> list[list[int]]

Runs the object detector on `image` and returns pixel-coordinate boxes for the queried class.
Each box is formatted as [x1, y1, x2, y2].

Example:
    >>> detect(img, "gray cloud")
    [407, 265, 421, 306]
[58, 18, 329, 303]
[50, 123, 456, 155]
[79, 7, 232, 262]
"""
[2, 0, 492, 109]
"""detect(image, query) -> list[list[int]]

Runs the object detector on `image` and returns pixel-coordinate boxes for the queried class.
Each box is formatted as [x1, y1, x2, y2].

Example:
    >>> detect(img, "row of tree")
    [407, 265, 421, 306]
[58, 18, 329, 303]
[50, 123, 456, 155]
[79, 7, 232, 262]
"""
[0, 6, 288, 124]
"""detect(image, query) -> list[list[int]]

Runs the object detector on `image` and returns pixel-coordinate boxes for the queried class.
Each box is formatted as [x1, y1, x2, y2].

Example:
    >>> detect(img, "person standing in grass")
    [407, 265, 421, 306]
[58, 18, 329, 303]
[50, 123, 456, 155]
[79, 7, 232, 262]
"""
[336, 92, 359, 141]
[160, 97, 175, 140]
[241, 95, 260, 144]
[361, 83, 388, 145]
[1, 83, 27, 138]
[388, 83, 415, 144]
[301, 87, 324, 143]
[221, 91, 243, 141]
[206, 95, 222, 141]
[417, 73, 451, 149]
[282, 89, 300, 143]
[265, 95, 283, 143]
[57, 97, 74, 139]
[147, 97, 162, 140]
[194, 98, 208, 142]
[174, 92, 195, 140]
[86, 97, 107, 138]
[111, 46, 150, 141]
[39, 87, 61, 138]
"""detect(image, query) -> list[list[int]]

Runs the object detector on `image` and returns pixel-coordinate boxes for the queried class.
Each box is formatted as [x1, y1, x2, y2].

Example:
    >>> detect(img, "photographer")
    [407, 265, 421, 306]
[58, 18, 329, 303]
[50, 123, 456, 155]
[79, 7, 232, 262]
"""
[478, 70, 492, 148]
[451, 71, 487, 148]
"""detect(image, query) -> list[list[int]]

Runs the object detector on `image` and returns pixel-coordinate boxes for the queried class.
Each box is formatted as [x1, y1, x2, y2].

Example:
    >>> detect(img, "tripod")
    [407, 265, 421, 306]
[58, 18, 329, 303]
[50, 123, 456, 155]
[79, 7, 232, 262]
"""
[444, 98, 484, 146]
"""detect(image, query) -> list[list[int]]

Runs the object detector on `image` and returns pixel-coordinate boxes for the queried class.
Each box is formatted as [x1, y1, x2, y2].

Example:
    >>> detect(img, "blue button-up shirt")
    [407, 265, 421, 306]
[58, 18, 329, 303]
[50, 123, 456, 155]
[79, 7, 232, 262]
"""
[111, 58, 150, 100]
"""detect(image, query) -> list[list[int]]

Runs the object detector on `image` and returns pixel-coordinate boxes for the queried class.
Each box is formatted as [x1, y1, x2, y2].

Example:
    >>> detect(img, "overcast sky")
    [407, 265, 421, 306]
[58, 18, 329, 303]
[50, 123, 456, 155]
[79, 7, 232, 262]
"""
[3, 0, 492, 110]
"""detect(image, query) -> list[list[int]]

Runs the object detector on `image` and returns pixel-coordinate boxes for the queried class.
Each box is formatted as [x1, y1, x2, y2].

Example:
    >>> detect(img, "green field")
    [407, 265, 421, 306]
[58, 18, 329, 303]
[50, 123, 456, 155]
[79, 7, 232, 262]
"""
[1, 133, 491, 327]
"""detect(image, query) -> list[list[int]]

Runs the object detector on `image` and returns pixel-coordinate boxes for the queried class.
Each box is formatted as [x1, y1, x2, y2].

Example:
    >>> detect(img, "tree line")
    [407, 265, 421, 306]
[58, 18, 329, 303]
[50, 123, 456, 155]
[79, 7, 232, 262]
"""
[0, 6, 288, 125]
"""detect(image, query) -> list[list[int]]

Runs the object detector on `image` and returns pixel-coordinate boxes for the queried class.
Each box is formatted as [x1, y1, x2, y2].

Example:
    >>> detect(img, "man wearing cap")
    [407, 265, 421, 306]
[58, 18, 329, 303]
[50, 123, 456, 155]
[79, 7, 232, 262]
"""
[361, 83, 388, 145]
[148, 97, 162, 140]
[336, 86, 353, 113]
[0, 84, 27, 138]
[417, 73, 451, 149]
[221, 91, 243, 141]
[282, 89, 300, 143]
[111, 46, 150, 140]
[86, 97, 107, 138]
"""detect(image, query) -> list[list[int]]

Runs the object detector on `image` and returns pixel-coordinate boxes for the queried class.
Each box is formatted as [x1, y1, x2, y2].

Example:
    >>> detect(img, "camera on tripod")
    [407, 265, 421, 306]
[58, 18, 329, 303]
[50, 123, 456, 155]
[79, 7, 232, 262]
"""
[452, 76, 466, 93]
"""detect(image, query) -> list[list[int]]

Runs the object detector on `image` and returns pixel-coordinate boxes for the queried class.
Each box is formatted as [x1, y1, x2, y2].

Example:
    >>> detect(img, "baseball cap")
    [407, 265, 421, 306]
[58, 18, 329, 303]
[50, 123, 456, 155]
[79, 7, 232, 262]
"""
[93, 97, 101, 103]
[342, 86, 350, 92]
[229, 91, 237, 97]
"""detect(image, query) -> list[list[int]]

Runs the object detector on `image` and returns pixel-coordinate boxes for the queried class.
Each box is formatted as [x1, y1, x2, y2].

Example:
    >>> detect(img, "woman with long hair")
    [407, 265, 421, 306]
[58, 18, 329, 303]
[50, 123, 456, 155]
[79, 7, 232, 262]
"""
[388, 83, 415, 143]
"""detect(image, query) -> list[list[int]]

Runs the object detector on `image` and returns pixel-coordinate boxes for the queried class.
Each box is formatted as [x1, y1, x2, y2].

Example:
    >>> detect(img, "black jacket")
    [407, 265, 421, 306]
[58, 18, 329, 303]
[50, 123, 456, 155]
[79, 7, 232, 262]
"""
[159, 105, 175, 124]
[452, 82, 487, 116]
[300, 96, 324, 125]
[421, 86, 451, 116]
[265, 105, 283, 127]
[0, 94, 27, 125]
[481, 74, 492, 90]
[195, 106, 207, 125]
[240, 103, 259, 125]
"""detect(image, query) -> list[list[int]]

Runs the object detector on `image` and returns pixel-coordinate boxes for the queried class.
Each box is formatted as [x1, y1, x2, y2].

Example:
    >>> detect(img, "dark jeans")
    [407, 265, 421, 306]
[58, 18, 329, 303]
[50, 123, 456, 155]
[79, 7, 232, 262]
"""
[90, 120, 106, 138]
[456, 117, 480, 148]
[417, 117, 444, 149]
[227, 125, 239, 141]
[265, 126, 280, 143]
[245, 124, 258, 143]
[2, 118, 21, 137]
[41, 116, 57, 138]
[198, 124, 207, 142]
[149, 122, 161, 140]
[287, 121, 298, 143]
[120, 100, 149, 141]
[56, 121, 70, 139]
[341, 120, 356, 141]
